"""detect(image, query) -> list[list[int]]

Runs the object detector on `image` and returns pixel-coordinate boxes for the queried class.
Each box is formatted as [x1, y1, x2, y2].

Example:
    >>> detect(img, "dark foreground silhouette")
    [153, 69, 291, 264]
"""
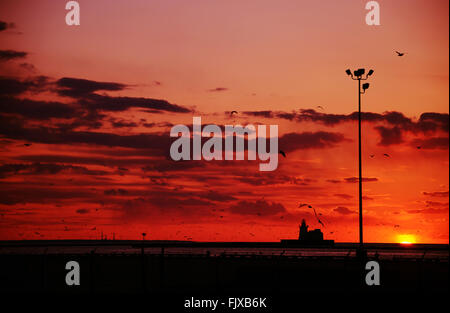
[0, 240, 448, 294]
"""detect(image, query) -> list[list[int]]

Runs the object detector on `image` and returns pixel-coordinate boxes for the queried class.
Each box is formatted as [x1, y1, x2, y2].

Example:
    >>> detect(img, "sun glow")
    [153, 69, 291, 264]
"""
[397, 234, 417, 244]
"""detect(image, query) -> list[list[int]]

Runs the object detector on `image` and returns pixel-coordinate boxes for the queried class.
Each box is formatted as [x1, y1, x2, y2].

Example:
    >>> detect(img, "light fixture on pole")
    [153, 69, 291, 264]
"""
[345, 68, 374, 256]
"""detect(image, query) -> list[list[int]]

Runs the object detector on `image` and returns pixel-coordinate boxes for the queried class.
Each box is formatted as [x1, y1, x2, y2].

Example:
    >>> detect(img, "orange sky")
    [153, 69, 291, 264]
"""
[0, 0, 448, 243]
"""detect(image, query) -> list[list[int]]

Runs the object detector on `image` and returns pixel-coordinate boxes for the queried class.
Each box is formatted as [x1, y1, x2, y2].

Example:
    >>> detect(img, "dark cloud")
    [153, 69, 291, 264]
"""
[83, 94, 191, 113]
[55, 77, 191, 113]
[142, 160, 206, 172]
[243, 109, 449, 136]
[200, 190, 237, 202]
[0, 96, 77, 120]
[333, 206, 356, 215]
[0, 50, 27, 61]
[0, 115, 171, 152]
[407, 208, 448, 215]
[344, 177, 378, 183]
[17, 154, 155, 168]
[228, 199, 286, 216]
[117, 193, 218, 222]
[0, 21, 15, 32]
[243, 111, 273, 118]
[110, 119, 138, 128]
[425, 201, 449, 207]
[0, 76, 49, 96]
[375, 126, 403, 146]
[279, 131, 350, 152]
[411, 137, 449, 150]
[0, 184, 97, 205]
[0, 163, 109, 178]
[417, 113, 449, 133]
[0, 21, 7, 31]
[207, 87, 228, 92]
[423, 191, 449, 197]
[148, 196, 214, 210]
[234, 172, 316, 186]
[104, 188, 128, 196]
[19, 63, 36, 72]
[56, 77, 127, 97]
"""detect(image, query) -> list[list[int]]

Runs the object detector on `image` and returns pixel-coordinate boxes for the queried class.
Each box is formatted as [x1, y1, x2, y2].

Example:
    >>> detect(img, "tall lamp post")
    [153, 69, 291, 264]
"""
[345, 68, 374, 256]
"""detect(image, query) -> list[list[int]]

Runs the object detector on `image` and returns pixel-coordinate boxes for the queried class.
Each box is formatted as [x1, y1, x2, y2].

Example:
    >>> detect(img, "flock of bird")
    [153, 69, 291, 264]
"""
[20, 50, 410, 239]
[224, 50, 411, 234]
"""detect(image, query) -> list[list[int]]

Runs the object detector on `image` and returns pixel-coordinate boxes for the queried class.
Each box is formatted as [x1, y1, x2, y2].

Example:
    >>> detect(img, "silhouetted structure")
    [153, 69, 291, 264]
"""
[345, 67, 374, 253]
[298, 219, 323, 241]
[281, 219, 334, 246]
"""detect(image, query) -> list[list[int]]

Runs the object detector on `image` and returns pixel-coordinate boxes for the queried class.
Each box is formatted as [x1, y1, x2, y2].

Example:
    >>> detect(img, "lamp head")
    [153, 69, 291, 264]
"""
[354, 68, 365, 77]
[345, 69, 352, 76]
[362, 83, 370, 90]
[367, 69, 374, 76]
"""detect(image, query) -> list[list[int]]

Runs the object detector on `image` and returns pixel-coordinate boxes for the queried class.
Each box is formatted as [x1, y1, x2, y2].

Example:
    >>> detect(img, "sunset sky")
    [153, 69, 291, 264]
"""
[0, 0, 448, 243]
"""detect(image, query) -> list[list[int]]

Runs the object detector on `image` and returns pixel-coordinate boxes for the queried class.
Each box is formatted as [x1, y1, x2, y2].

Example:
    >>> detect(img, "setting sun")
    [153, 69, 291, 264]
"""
[397, 234, 417, 244]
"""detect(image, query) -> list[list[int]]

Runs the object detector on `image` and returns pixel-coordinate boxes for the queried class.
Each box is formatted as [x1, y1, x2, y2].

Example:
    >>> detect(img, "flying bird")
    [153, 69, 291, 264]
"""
[299, 203, 325, 226]
[383, 153, 390, 157]
[230, 110, 237, 115]
[279, 150, 286, 158]
[395, 51, 407, 57]
[417, 146, 421, 149]
[316, 106, 324, 110]
[370, 154, 375, 158]
[23, 143, 32, 147]
[312, 208, 325, 227]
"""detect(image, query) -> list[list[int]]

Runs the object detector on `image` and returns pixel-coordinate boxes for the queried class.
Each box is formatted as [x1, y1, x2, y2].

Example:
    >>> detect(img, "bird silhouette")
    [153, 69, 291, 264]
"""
[395, 51, 407, 57]
[316, 105, 324, 110]
[23, 143, 32, 147]
[370, 154, 375, 158]
[230, 111, 237, 115]
[417, 146, 421, 149]
[383, 153, 390, 157]
[279, 150, 286, 158]
[312, 208, 325, 227]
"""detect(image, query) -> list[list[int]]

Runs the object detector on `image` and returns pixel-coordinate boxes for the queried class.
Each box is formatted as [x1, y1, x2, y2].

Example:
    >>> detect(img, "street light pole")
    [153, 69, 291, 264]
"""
[346, 68, 374, 255]
[358, 77, 363, 249]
